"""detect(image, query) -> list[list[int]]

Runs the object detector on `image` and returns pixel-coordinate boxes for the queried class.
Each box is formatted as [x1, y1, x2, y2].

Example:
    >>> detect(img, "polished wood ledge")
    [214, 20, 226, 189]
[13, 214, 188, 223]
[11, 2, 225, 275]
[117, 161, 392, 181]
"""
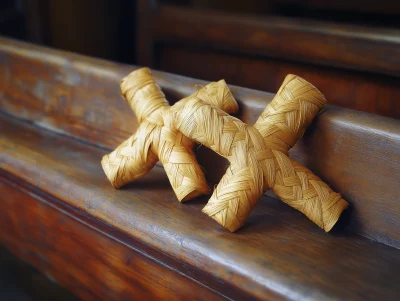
[1, 37, 400, 300]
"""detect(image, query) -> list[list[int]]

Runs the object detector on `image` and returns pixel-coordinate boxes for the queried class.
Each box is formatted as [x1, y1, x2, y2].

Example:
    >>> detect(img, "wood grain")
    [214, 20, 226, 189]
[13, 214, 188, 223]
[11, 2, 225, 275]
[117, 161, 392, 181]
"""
[0, 177, 226, 301]
[1, 113, 400, 300]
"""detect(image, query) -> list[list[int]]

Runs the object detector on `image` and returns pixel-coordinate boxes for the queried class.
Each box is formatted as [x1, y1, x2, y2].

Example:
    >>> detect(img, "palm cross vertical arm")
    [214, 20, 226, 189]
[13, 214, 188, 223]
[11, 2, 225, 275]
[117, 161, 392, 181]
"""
[101, 67, 239, 202]
[175, 74, 349, 232]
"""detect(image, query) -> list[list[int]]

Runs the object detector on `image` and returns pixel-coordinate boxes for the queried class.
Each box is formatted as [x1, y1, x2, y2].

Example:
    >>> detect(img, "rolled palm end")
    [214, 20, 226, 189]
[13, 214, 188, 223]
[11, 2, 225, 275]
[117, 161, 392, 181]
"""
[201, 164, 265, 233]
[101, 134, 158, 189]
[101, 153, 120, 188]
[272, 157, 350, 232]
[101, 152, 157, 189]
[160, 142, 211, 202]
[162, 157, 211, 202]
[179, 185, 211, 202]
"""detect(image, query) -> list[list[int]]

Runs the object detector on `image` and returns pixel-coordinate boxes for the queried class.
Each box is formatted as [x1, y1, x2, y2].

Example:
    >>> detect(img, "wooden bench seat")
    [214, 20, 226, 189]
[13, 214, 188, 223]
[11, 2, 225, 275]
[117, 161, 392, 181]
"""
[2, 110, 400, 300]
[1, 37, 400, 300]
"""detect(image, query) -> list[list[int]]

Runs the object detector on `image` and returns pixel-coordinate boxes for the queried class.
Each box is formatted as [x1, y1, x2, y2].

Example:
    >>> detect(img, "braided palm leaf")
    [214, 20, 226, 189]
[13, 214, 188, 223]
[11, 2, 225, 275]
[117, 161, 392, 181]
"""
[176, 75, 348, 232]
[102, 67, 238, 201]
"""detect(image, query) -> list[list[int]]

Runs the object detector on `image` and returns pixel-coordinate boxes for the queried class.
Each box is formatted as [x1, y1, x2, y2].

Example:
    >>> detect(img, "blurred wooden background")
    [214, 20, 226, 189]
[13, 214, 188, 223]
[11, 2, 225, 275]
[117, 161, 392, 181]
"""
[1, 0, 399, 117]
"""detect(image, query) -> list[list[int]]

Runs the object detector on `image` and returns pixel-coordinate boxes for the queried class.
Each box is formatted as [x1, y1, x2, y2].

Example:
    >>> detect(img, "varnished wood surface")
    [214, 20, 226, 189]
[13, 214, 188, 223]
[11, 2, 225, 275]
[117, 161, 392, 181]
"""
[0, 176, 226, 301]
[153, 5, 400, 77]
[1, 112, 400, 300]
[1, 38, 399, 247]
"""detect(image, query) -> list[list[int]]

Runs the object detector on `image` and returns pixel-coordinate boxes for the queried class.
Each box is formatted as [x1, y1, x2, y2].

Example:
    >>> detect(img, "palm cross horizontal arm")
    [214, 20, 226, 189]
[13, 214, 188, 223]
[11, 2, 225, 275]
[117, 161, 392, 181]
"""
[175, 74, 349, 232]
[101, 68, 239, 201]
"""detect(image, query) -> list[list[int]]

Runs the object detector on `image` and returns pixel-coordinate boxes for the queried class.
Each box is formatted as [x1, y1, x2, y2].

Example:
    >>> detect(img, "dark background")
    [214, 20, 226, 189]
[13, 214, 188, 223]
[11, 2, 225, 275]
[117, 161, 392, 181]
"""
[2, 0, 399, 64]
[1, 0, 400, 118]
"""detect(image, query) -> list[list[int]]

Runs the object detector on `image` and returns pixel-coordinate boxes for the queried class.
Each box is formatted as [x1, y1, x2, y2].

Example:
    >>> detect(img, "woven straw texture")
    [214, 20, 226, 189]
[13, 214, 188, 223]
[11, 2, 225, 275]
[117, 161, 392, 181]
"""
[175, 74, 349, 232]
[101, 67, 238, 202]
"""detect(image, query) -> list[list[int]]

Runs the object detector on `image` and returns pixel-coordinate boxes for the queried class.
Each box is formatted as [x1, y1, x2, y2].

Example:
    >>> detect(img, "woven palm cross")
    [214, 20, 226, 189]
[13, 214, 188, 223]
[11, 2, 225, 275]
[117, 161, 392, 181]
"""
[102, 68, 238, 201]
[175, 74, 349, 232]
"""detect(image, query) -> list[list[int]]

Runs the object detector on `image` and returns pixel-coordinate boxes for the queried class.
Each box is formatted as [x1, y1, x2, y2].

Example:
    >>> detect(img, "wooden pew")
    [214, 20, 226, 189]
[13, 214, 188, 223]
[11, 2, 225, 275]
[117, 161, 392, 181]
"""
[1, 37, 400, 300]
[137, 1, 400, 118]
